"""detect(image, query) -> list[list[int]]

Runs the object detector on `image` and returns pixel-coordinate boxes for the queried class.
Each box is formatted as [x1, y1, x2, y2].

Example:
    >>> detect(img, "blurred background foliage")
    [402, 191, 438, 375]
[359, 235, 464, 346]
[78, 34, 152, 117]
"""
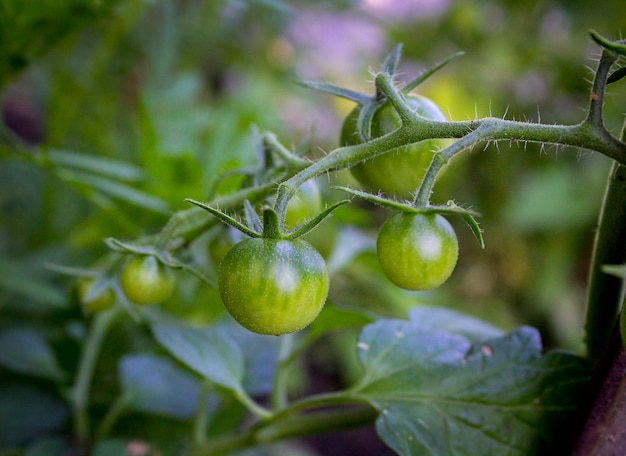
[0, 0, 625, 453]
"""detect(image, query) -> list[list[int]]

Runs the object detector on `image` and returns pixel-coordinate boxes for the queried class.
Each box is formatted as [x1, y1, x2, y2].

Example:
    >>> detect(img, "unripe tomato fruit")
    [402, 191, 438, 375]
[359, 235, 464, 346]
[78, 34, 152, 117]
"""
[77, 278, 115, 312]
[376, 212, 458, 291]
[218, 238, 329, 335]
[119, 255, 175, 306]
[341, 95, 447, 198]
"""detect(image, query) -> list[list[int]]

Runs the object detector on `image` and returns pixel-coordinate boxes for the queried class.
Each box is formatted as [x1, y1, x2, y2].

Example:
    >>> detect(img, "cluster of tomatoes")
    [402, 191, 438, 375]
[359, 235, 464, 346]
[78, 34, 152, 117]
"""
[78, 95, 459, 336]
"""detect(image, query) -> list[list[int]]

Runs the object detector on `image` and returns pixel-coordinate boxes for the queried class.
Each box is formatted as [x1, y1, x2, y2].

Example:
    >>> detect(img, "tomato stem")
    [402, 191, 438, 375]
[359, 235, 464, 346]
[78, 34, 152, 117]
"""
[70, 305, 124, 442]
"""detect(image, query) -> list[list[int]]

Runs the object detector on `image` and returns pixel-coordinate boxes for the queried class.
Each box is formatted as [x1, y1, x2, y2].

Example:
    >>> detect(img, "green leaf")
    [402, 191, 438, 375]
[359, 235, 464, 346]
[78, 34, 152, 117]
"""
[602, 263, 626, 278]
[119, 354, 216, 420]
[607, 66, 626, 84]
[0, 259, 66, 308]
[47, 149, 143, 181]
[408, 307, 503, 343]
[308, 305, 374, 340]
[0, 328, 65, 380]
[350, 320, 591, 456]
[151, 324, 244, 392]
[58, 169, 170, 214]
[220, 322, 280, 396]
[0, 385, 69, 449]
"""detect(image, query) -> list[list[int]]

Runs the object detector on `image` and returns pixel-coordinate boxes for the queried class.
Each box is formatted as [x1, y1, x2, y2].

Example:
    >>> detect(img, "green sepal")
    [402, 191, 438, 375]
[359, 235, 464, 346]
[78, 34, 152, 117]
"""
[105, 238, 157, 256]
[244, 200, 263, 233]
[382, 43, 403, 75]
[601, 263, 626, 278]
[402, 51, 465, 94]
[335, 187, 484, 248]
[284, 199, 351, 241]
[184, 199, 261, 238]
[357, 99, 385, 142]
[590, 29, 626, 56]
[607, 66, 626, 85]
[296, 80, 372, 105]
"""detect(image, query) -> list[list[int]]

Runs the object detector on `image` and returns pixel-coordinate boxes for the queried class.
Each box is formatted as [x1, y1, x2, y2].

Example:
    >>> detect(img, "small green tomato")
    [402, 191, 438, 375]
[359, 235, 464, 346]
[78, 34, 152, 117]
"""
[376, 212, 458, 291]
[341, 94, 448, 198]
[119, 256, 175, 306]
[218, 238, 329, 335]
[77, 278, 115, 312]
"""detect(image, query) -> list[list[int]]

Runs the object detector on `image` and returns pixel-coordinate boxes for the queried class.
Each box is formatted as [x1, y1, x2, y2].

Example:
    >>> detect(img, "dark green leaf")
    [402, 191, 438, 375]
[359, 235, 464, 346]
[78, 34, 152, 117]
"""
[47, 149, 143, 181]
[0, 385, 69, 449]
[0, 259, 66, 308]
[58, 169, 170, 214]
[351, 320, 591, 456]
[220, 323, 280, 396]
[408, 307, 503, 343]
[119, 354, 217, 420]
[607, 66, 626, 84]
[0, 328, 65, 380]
[152, 324, 244, 392]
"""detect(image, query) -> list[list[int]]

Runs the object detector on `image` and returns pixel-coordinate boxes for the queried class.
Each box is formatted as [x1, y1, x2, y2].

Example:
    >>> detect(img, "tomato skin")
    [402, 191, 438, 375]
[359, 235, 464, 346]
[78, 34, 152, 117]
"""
[376, 212, 458, 291]
[341, 95, 447, 198]
[119, 256, 175, 305]
[218, 238, 329, 335]
[77, 278, 115, 312]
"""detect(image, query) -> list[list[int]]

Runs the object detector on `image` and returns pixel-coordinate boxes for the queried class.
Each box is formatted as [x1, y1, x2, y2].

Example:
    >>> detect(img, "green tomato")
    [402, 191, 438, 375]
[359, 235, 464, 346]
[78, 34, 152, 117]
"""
[341, 94, 447, 198]
[376, 212, 458, 291]
[77, 278, 115, 312]
[119, 255, 175, 306]
[284, 179, 323, 229]
[218, 238, 329, 335]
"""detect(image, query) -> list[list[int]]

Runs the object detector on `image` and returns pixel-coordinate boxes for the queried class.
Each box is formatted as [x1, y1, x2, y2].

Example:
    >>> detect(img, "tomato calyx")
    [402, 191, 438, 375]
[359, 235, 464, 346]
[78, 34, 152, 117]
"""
[186, 195, 349, 242]
[336, 186, 485, 249]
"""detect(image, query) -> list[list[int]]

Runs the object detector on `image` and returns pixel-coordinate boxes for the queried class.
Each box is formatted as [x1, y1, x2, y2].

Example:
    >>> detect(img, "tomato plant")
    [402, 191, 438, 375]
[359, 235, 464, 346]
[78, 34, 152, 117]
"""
[377, 212, 459, 291]
[119, 255, 176, 306]
[341, 95, 448, 197]
[218, 237, 329, 335]
[3, 3, 626, 455]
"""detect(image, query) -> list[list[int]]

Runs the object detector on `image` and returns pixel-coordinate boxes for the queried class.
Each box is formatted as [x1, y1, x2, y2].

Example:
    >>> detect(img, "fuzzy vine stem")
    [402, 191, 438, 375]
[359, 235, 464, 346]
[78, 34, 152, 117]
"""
[275, 49, 626, 215]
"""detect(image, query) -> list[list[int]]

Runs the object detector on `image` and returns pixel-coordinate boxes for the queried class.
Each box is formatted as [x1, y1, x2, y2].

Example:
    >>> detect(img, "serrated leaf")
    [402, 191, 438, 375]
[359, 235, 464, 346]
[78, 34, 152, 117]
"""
[119, 354, 217, 420]
[408, 307, 503, 343]
[0, 328, 66, 380]
[152, 323, 244, 393]
[350, 320, 591, 456]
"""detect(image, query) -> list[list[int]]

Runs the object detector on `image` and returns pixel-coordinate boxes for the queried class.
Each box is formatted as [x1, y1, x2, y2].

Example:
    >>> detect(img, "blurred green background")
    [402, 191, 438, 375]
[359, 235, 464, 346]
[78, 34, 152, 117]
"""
[0, 0, 625, 451]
